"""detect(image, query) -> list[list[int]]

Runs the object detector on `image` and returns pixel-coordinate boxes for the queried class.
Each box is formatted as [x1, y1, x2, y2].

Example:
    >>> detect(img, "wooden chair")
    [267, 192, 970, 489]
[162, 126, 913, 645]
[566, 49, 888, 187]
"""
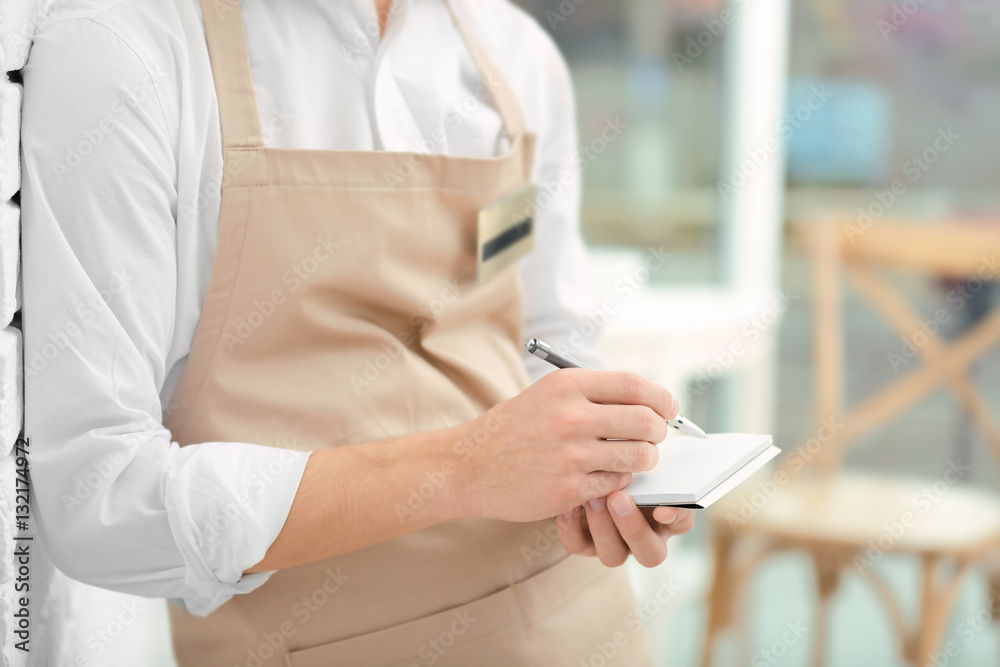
[700, 219, 1000, 666]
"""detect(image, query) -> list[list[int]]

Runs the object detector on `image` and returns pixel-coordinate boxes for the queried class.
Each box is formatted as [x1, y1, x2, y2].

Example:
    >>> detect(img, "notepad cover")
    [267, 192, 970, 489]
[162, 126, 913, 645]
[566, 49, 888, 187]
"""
[626, 433, 778, 508]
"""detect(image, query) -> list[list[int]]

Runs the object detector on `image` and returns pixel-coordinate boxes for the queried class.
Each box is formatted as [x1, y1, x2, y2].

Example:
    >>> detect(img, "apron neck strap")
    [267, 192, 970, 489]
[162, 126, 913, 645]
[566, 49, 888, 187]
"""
[445, 0, 527, 139]
[199, 0, 527, 149]
[199, 0, 265, 148]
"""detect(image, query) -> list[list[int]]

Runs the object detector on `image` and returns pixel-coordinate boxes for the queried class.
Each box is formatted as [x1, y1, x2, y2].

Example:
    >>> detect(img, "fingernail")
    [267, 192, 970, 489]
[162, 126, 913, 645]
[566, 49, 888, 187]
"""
[560, 510, 574, 521]
[671, 395, 680, 417]
[660, 510, 678, 524]
[588, 497, 606, 511]
[610, 494, 633, 517]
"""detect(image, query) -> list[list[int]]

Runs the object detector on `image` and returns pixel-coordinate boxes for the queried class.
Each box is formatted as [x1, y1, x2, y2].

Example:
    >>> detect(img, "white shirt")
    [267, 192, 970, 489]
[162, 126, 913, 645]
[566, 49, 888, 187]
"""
[20, 0, 604, 616]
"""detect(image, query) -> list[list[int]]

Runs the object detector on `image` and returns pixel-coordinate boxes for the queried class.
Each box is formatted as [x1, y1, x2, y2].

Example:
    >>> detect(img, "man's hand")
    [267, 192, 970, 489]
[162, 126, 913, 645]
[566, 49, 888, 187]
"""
[556, 492, 696, 567]
[453, 369, 679, 523]
[248, 367, 685, 574]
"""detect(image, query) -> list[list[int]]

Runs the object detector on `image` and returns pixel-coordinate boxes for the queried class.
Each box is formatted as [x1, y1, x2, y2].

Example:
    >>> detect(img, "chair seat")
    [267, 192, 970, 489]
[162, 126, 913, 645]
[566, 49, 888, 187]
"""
[710, 471, 1000, 555]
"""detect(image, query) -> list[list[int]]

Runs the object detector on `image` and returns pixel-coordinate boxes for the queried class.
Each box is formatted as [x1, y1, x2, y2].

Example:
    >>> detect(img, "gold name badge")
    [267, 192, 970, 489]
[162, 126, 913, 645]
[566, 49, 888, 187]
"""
[477, 184, 536, 284]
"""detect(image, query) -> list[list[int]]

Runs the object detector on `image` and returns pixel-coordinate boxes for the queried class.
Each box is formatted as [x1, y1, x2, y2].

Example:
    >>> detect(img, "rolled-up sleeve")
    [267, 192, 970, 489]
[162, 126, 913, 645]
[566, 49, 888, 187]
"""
[20, 17, 310, 616]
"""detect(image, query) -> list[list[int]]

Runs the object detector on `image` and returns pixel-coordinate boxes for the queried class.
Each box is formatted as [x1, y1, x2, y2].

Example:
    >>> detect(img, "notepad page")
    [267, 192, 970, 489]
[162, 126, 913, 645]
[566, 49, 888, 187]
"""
[624, 433, 774, 503]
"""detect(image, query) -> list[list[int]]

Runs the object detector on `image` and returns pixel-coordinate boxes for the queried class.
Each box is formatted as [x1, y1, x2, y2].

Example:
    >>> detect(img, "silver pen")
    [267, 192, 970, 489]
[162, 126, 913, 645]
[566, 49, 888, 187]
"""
[525, 338, 708, 439]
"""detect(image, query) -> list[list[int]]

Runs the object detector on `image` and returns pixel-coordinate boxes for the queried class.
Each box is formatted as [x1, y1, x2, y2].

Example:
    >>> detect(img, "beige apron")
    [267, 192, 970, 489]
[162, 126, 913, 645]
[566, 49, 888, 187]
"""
[164, 1, 654, 665]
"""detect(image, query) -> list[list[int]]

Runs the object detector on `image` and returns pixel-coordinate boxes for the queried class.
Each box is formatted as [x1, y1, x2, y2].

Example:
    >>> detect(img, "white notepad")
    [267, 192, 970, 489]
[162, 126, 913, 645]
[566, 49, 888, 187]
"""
[626, 433, 779, 508]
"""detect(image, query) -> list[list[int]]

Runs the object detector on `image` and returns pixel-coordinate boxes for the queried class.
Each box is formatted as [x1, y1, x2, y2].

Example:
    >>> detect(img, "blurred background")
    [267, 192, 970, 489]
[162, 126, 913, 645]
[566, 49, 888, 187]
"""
[505, 0, 1000, 665]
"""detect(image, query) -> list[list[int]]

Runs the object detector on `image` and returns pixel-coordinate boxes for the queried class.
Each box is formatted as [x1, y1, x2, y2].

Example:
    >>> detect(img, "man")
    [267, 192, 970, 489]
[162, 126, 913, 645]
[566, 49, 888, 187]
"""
[21, 0, 694, 663]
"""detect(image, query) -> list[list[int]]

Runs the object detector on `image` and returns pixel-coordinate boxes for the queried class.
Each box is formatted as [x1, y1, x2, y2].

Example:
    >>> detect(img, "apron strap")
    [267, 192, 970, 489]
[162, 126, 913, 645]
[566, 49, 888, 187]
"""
[198, 0, 527, 148]
[199, 0, 265, 148]
[446, 0, 528, 140]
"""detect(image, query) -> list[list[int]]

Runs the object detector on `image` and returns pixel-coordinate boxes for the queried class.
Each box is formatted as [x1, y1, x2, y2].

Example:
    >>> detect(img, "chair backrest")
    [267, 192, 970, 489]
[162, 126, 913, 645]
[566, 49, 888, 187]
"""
[783, 219, 1000, 478]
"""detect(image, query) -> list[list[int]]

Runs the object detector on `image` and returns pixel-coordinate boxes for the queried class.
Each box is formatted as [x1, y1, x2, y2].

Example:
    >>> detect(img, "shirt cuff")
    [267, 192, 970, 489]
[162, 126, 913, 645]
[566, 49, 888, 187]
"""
[163, 441, 312, 616]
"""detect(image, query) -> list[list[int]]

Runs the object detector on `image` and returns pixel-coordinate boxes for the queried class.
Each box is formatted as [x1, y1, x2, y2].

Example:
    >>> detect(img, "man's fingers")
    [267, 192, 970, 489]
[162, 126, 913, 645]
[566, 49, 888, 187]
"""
[556, 506, 595, 557]
[584, 496, 630, 567]
[574, 370, 679, 420]
[652, 506, 681, 525]
[580, 471, 632, 501]
[652, 507, 696, 536]
[595, 404, 668, 444]
[587, 440, 659, 473]
[607, 492, 667, 568]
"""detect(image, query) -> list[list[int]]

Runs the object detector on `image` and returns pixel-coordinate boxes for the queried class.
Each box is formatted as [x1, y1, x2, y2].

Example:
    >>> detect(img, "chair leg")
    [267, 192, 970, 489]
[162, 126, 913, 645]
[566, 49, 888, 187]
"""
[912, 555, 969, 666]
[983, 559, 1000, 667]
[913, 554, 945, 664]
[700, 529, 736, 667]
[811, 552, 843, 667]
